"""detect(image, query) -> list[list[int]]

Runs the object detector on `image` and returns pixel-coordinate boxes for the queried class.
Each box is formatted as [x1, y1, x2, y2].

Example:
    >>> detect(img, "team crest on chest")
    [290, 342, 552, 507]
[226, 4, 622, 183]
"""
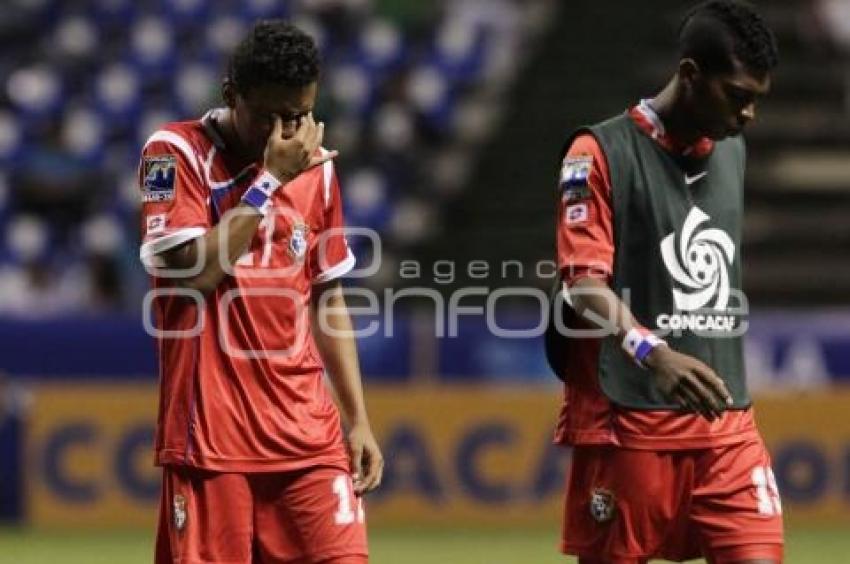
[589, 487, 616, 523]
[288, 222, 309, 261]
[173, 494, 187, 532]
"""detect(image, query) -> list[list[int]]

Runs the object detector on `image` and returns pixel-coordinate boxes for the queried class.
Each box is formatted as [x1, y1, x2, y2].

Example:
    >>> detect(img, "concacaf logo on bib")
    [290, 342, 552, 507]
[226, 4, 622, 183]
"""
[657, 207, 739, 332]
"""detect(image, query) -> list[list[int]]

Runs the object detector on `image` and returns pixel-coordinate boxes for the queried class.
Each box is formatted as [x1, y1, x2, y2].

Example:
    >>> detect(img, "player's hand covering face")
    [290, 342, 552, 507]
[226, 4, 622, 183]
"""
[347, 422, 384, 495]
[229, 81, 329, 163]
[263, 112, 337, 182]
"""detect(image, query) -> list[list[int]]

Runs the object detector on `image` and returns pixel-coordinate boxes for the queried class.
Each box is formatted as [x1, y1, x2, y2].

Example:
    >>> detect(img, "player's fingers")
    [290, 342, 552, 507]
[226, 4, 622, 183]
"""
[357, 450, 375, 494]
[688, 367, 727, 416]
[373, 455, 384, 490]
[270, 114, 283, 143]
[301, 112, 318, 143]
[291, 112, 310, 143]
[305, 116, 322, 153]
[672, 384, 703, 417]
[360, 448, 384, 494]
[349, 442, 363, 486]
[669, 388, 691, 411]
[694, 364, 733, 407]
[307, 149, 338, 170]
[681, 374, 720, 420]
[312, 121, 325, 151]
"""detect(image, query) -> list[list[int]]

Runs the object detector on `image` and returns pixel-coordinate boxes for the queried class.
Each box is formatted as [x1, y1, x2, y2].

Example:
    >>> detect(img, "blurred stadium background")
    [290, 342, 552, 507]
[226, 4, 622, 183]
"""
[0, 0, 849, 562]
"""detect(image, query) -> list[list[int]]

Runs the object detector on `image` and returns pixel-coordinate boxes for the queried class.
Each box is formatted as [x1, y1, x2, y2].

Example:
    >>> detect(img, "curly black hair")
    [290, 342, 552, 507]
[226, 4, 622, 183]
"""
[678, 0, 779, 75]
[228, 20, 320, 93]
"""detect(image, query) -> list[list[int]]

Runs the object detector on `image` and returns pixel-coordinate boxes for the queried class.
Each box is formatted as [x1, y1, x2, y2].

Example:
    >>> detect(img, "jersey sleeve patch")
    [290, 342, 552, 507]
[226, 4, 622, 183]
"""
[142, 154, 177, 202]
[565, 202, 589, 225]
[146, 213, 167, 235]
[560, 155, 593, 203]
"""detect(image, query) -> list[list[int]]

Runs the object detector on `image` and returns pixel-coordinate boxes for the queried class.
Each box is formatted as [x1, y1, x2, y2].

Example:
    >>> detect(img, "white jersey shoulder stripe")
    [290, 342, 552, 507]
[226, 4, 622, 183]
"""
[143, 130, 202, 181]
[321, 147, 333, 208]
[139, 227, 206, 267]
[313, 247, 356, 284]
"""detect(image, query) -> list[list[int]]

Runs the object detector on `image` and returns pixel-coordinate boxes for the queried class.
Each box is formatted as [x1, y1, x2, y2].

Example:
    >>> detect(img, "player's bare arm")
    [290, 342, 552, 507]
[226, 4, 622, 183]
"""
[159, 113, 336, 293]
[570, 276, 732, 420]
[310, 279, 384, 495]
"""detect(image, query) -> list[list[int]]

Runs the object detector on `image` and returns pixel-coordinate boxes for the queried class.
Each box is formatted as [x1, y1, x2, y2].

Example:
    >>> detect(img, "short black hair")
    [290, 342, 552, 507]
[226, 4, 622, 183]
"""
[678, 1, 779, 75]
[228, 20, 320, 93]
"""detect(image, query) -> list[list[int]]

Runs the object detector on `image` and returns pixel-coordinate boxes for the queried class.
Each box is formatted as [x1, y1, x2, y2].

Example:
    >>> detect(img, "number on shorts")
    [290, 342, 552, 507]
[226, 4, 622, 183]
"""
[752, 466, 782, 516]
[333, 474, 365, 525]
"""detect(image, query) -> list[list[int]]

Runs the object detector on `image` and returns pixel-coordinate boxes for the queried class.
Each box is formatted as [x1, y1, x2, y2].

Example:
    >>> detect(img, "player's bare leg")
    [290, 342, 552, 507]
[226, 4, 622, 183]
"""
[708, 558, 782, 564]
[706, 542, 783, 564]
[577, 558, 648, 564]
[708, 558, 780, 564]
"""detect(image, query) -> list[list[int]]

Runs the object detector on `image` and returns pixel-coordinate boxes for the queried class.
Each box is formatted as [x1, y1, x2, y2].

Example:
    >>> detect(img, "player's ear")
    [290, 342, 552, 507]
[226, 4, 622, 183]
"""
[678, 58, 701, 90]
[222, 80, 237, 109]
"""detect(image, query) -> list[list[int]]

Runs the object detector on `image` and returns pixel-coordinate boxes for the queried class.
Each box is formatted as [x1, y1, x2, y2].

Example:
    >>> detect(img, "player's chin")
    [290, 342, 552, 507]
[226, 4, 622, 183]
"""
[717, 123, 745, 139]
[708, 129, 735, 141]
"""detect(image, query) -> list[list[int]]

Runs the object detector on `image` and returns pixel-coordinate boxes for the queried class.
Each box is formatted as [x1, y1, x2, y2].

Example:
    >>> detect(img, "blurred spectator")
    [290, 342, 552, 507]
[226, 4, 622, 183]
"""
[10, 122, 104, 241]
[0, 216, 88, 317]
[0, 0, 549, 316]
[816, 0, 850, 52]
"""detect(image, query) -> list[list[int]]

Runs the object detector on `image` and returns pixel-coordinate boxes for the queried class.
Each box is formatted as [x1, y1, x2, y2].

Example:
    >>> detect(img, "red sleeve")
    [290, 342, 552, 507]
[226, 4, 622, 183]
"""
[556, 133, 615, 286]
[138, 129, 210, 267]
[310, 160, 355, 284]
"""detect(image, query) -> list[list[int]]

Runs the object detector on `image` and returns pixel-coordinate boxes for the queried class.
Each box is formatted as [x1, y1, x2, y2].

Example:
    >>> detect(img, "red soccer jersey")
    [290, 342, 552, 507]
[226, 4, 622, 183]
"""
[555, 102, 758, 450]
[139, 110, 355, 472]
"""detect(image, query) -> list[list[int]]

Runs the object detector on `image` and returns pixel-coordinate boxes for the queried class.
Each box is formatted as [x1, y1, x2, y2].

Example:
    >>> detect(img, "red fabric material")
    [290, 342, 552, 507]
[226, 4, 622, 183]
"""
[561, 437, 784, 561]
[708, 543, 783, 563]
[141, 116, 352, 472]
[155, 465, 368, 563]
[628, 103, 715, 158]
[554, 109, 756, 449]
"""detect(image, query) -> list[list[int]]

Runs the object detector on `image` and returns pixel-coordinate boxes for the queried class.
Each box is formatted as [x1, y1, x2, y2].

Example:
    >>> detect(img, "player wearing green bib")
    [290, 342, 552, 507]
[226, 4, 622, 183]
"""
[550, 2, 783, 562]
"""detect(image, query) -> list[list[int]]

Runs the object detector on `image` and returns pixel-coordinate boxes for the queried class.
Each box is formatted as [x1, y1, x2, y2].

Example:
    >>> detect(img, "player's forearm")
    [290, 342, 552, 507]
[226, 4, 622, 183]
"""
[162, 206, 263, 294]
[311, 283, 371, 426]
[569, 276, 642, 340]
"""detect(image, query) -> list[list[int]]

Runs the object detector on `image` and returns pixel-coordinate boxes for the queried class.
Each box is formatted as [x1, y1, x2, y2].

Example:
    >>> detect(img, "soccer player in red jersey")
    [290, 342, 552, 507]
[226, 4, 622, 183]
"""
[139, 21, 382, 563]
[550, 2, 783, 562]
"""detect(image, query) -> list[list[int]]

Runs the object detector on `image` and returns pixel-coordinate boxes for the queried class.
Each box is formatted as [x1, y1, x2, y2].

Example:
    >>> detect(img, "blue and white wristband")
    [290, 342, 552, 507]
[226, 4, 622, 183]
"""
[241, 170, 282, 214]
[622, 327, 667, 368]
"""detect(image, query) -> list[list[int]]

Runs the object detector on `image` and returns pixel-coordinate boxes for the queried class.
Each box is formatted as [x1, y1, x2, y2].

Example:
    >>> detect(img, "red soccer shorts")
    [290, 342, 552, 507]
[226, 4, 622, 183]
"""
[562, 437, 784, 562]
[155, 465, 368, 564]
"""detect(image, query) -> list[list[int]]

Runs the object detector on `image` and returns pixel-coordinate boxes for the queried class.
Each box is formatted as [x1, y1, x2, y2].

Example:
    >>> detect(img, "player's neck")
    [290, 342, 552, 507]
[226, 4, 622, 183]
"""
[649, 79, 702, 146]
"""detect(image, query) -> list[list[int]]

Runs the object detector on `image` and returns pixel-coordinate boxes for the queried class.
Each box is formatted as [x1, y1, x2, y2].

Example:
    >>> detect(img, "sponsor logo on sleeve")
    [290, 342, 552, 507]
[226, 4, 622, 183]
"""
[560, 155, 593, 205]
[563, 184, 592, 203]
[142, 155, 177, 202]
[560, 156, 592, 188]
[565, 203, 589, 225]
[146, 213, 167, 235]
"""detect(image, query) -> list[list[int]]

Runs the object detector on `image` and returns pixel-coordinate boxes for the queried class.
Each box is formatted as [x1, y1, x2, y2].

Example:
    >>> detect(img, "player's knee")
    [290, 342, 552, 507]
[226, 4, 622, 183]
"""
[707, 543, 783, 564]
[715, 560, 779, 564]
[578, 558, 647, 564]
